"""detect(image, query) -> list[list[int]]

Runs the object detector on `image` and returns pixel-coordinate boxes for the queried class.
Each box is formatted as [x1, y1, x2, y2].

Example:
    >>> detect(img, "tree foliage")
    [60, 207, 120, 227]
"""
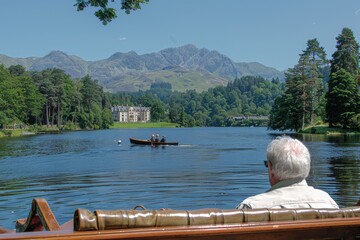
[0, 65, 112, 130]
[268, 28, 360, 131]
[0, 62, 283, 129]
[0, 65, 44, 128]
[330, 28, 359, 76]
[268, 39, 328, 131]
[74, 0, 149, 25]
[326, 69, 359, 128]
[326, 28, 360, 128]
[110, 76, 284, 127]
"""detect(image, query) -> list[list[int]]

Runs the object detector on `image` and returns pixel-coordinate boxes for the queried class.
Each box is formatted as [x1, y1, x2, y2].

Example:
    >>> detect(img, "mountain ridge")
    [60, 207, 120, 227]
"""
[0, 44, 285, 92]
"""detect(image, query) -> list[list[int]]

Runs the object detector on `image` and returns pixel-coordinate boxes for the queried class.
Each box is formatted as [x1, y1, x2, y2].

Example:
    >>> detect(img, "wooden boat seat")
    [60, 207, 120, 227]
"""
[74, 205, 360, 231]
[1, 198, 358, 239]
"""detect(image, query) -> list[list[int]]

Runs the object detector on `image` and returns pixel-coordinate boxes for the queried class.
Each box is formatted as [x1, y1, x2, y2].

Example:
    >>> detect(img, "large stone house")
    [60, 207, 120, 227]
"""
[111, 106, 151, 123]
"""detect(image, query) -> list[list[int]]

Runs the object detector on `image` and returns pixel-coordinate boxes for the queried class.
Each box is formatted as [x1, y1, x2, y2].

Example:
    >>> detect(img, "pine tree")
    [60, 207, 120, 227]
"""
[330, 28, 359, 76]
[300, 39, 328, 123]
[268, 39, 327, 131]
[326, 28, 360, 128]
[327, 69, 359, 128]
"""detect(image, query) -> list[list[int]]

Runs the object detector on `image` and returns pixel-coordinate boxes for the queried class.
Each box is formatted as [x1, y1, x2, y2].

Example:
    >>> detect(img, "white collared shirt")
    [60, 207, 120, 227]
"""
[236, 178, 339, 209]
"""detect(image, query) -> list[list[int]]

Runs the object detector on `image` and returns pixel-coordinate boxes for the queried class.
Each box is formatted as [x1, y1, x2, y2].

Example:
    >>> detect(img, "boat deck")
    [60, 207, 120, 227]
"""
[0, 198, 359, 240]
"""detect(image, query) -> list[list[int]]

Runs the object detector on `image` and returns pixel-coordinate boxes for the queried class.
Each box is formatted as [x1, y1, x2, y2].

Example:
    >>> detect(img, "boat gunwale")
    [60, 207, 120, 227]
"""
[129, 137, 179, 146]
[3, 197, 360, 239]
[2, 217, 360, 239]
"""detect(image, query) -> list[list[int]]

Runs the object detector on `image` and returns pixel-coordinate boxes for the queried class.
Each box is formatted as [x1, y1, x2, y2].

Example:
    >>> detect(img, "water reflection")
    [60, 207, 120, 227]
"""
[296, 133, 360, 207]
[329, 156, 360, 206]
[0, 128, 359, 229]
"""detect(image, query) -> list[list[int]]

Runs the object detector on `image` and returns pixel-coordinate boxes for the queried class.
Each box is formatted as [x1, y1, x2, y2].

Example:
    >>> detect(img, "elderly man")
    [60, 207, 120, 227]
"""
[237, 136, 338, 209]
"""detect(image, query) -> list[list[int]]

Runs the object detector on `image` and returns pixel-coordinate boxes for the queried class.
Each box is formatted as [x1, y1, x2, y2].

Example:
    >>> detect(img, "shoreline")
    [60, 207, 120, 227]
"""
[0, 129, 59, 138]
[0, 122, 180, 138]
[1, 124, 359, 138]
[299, 125, 360, 135]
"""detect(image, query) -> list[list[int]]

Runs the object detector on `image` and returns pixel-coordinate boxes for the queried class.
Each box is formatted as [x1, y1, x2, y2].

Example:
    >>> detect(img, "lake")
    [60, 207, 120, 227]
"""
[0, 127, 359, 230]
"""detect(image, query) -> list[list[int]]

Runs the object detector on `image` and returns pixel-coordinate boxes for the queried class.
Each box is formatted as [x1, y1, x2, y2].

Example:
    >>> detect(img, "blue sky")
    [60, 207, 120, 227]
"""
[0, 0, 359, 71]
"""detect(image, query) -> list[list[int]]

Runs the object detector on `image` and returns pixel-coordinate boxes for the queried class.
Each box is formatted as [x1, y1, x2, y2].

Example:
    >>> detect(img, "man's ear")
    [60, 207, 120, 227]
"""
[269, 162, 273, 175]
[268, 162, 277, 186]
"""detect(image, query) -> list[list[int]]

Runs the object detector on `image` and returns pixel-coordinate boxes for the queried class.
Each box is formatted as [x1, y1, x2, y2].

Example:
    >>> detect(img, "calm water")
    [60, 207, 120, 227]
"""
[0, 127, 359, 229]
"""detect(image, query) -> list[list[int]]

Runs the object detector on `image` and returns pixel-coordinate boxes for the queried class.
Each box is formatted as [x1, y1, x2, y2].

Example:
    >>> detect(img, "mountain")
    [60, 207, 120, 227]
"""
[29, 51, 89, 79]
[0, 44, 284, 92]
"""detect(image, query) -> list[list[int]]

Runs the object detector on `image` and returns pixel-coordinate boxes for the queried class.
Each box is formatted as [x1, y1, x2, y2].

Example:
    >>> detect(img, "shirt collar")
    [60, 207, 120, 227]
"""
[267, 177, 307, 192]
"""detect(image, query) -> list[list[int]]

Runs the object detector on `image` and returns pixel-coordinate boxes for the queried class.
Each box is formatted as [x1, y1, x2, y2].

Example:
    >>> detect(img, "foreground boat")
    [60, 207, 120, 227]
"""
[130, 137, 179, 146]
[0, 198, 359, 239]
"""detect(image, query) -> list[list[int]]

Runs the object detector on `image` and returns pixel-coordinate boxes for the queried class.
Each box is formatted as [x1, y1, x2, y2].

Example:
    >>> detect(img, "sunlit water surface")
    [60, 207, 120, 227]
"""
[0, 127, 359, 229]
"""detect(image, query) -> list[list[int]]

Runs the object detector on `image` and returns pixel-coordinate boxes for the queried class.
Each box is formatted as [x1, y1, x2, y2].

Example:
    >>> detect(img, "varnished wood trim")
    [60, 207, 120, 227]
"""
[15, 198, 60, 232]
[2, 217, 360, 240]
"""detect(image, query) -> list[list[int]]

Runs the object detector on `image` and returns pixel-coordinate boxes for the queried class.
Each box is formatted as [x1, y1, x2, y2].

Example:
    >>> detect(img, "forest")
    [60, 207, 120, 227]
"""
[0, 63, 284, 130]
[109, 77, 284, 127]
[0, 27, 359, 132]
[0, 65, 112, 130]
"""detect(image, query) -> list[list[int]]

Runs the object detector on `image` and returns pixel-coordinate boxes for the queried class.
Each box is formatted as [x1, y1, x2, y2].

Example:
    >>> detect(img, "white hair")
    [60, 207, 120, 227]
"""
[267, 136, 310, 180]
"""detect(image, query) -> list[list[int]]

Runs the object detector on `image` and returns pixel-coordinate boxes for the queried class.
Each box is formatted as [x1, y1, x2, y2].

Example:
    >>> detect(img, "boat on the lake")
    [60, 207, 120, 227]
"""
[130, 137, 179, 146]
[0, 198, 359, 239]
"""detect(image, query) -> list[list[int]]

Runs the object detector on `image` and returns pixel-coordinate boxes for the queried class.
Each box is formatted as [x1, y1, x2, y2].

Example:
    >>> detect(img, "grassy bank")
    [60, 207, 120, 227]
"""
[0, 129, 25, 137]
[0, 122, 179, 138]
[0, 126, 63, 138]
[2, 123, 358, 138]
[110, 122, 179, 129]
[300, 125, 359, 134]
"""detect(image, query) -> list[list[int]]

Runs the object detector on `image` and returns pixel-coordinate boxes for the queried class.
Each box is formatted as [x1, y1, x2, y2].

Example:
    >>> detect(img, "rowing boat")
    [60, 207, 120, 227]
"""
[0, 198, 359, 239]
[129, 137, 179, 146]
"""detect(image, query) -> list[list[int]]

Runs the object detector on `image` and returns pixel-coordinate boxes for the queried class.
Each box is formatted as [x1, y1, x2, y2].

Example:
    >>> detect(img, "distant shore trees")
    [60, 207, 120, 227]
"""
[109, 76, 283, 127]
[0, 66, 112, 130]
[0, 63, 283, 129]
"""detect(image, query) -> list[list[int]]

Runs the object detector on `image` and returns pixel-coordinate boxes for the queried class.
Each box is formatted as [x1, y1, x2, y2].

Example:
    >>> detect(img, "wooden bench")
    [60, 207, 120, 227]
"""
[0, 198, 359, 239]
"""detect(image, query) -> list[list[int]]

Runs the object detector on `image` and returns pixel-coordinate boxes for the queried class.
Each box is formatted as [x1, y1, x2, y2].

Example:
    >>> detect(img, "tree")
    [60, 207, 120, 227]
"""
[50, 69, 69, 128]
[8, 65, 26, 77]
[326, 69, 359, 128]
[17, 75, 45, 125]
[268, 97, 289, 131]
[0, 65, 45, 127]
[62, 77, 82, 126]
[330, 28, 359, 76]
[32, 69, 55, 127]
[300, 39, 328, 123]
[0, 65, 18, 127]
[268, 71, 304, 131]
[74, 0, 149, 25]
[78, 75, 112, 129]
[326, 28, 360, 128]
[80, 75, 102, 128]
[138, 94, 166, 122]
[268, 39, 328, 131]
[31, 69, 69, 128]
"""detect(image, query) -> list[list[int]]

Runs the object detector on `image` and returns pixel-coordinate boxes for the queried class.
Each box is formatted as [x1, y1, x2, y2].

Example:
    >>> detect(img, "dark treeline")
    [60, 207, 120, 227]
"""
[109, 77, 284, 127]
[0, 65, 112, 130]
[0, 63, 284, 129]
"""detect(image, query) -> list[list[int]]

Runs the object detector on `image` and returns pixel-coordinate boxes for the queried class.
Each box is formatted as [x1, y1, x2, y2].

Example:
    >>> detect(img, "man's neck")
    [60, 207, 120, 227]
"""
[268, 177, 307, 192]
